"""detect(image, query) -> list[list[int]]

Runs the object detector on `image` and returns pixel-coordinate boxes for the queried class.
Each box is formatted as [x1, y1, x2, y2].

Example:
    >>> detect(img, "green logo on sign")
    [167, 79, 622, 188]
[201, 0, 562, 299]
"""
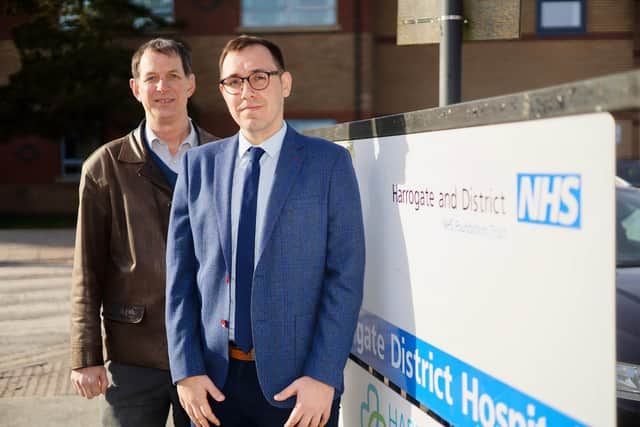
[361, 384, 386, 427]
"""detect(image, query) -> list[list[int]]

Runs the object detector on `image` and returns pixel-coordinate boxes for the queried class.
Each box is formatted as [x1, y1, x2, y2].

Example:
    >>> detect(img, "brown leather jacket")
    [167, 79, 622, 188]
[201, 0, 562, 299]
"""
[70, 122, 216, 370]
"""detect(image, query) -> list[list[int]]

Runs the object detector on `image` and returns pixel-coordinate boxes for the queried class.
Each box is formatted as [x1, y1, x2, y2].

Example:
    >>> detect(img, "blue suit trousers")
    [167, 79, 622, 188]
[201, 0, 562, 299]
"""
[207, 359, 340, 427]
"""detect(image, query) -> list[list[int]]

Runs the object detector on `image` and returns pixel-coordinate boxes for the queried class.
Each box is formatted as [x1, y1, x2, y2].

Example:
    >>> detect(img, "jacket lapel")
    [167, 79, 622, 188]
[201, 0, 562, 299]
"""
[121, 121, 215, 195]
[117, 123, 146, 164]
[120, 122, 172, 194]
[257, 127, 306, 265]
[214, 136, 239, 275]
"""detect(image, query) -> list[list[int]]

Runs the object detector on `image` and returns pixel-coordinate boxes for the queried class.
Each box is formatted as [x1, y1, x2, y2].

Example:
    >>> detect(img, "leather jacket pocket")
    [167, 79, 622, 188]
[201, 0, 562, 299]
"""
[102, 303, 145, 324]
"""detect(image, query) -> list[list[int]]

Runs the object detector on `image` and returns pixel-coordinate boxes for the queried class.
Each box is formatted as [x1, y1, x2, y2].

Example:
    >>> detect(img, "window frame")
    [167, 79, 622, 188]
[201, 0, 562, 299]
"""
[59, 138, 84, 179]
[536, 0, 586, 36]
[241, 0, 337, 30]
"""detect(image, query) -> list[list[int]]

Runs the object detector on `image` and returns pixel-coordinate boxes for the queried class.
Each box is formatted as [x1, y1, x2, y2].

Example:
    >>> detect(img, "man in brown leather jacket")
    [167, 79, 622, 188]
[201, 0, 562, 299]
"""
[69, 38, 216, 426]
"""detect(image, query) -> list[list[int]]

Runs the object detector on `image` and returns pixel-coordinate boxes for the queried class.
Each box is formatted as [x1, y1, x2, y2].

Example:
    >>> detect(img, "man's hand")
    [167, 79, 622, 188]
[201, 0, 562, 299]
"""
[70, 365, 108, 399]
[274, 376, 335, 427]
[177, 375, 225, 427]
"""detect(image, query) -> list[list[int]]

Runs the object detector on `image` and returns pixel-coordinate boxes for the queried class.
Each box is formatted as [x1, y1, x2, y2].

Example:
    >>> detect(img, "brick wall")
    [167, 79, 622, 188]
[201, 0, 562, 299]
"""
[187, 32, 374, 134]
[0, 183, 78, 215]
[521, 0, 634, 35]
[463, 39, 634, 100]
[0, 136, 61, 184]
[587, 0, 635, 33]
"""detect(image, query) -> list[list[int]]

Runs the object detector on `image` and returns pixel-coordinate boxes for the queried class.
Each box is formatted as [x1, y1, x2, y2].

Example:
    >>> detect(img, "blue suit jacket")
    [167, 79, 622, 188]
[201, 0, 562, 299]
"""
[165, 125, 365, 407]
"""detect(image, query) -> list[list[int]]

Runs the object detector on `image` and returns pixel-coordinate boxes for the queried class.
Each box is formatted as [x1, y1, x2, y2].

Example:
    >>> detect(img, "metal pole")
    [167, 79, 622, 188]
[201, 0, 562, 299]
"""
[439, 0, 463, 106]
[353, 0, 363, 120]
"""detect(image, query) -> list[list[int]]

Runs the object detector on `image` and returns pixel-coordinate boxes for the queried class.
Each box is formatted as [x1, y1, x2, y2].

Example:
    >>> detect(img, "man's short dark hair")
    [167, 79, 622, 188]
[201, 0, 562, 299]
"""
[131, 38, 193, 79]
[219, 35, 285, 75]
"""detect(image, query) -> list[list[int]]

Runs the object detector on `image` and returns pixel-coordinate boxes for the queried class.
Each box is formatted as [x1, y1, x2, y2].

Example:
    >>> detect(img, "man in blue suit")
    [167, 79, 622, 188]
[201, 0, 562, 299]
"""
[165, 35, 365, 427]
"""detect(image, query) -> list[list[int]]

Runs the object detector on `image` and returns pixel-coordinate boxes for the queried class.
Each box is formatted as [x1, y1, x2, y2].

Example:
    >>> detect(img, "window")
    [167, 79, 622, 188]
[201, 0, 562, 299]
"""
[537, 0, 585, 36]
[616, 185, 640, 266]
[60, 136, 98, 178]
[242, 0, 336, 28]
[131, 0, 174, 27]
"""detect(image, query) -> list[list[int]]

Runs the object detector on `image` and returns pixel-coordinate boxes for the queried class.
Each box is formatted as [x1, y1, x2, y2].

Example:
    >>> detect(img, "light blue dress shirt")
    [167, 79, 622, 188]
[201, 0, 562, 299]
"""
[146, 120, 197, 173]
[229, 123, 287, 341]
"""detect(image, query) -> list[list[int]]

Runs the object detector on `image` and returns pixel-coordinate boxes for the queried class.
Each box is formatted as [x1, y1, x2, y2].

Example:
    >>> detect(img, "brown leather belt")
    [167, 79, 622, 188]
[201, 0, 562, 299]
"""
[229, 344, 255, 361]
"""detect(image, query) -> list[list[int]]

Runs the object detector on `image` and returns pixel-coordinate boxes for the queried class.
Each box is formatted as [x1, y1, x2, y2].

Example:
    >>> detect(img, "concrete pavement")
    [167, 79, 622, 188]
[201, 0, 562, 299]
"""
[0, 229, 76, 264]
[0, 228, 103, 426]
[0, 230, 110, 426]
[0, 229, 179, 426]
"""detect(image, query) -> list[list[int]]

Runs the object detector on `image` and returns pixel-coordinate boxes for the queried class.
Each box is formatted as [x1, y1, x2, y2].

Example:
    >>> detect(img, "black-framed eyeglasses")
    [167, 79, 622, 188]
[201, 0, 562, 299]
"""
[219, 70, 283, 95]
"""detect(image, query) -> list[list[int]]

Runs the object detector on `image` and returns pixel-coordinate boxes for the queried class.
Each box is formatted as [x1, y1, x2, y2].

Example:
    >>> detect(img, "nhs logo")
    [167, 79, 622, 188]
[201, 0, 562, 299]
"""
[517, 174, 581, 228]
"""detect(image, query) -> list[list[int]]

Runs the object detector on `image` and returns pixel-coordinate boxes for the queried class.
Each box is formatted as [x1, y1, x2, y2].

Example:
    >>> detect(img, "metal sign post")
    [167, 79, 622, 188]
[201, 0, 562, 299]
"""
[439, 0, 463, 106]
[397, 0, 521, 107]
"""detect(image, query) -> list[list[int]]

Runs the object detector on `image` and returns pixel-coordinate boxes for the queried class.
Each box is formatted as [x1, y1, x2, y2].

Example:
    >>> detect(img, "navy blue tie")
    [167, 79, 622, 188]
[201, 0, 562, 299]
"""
[235, 147, 265, 353]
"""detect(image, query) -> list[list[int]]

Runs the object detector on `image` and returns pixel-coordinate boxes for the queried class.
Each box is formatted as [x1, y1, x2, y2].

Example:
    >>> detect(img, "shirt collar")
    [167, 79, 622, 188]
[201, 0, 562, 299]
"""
[238, 122, 287, 160]
[145, 119, 197, 150]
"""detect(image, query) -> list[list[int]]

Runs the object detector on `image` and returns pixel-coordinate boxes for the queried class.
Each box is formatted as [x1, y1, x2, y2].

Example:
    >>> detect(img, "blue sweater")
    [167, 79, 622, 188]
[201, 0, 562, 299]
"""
[143, 133, 178, 190]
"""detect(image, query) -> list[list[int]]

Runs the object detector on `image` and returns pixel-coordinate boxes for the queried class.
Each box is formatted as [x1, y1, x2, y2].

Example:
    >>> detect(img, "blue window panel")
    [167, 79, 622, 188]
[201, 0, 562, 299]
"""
[537, 0, 586, 36]
[290, 9, 335, 26]
[244, 0, 286, 10]
[242, 0, 336, 27]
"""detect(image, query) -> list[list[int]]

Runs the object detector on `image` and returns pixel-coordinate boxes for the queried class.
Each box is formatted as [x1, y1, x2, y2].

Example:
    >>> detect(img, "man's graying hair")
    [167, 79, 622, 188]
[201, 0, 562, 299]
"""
[131, 38, 193, 79]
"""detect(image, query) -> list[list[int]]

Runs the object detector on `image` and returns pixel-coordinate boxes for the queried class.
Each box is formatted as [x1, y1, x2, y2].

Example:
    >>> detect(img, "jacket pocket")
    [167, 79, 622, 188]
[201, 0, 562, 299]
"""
[102, 303, 145, 324]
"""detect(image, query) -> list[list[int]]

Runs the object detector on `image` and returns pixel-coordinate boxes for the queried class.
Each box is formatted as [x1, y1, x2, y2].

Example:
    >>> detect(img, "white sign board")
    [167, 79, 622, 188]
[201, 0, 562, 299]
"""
[343, 113, 616, 426]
